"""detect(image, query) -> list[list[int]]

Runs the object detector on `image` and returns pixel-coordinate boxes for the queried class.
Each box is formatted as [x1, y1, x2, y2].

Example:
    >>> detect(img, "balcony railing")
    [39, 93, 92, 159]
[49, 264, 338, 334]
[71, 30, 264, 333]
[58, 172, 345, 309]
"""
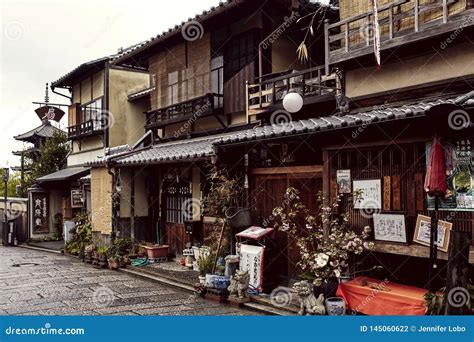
[68, 119, 104, 139]
[325, 0, 473, 68]
[247, 66, 337, 116]
[145, 93, 224, 129]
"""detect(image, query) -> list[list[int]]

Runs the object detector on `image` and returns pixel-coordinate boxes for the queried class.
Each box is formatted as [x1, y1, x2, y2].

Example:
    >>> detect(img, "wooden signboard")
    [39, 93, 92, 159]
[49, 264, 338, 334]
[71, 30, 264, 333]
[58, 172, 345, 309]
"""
[32, 192, 49, 233]
[407, 176, 416, 216]
[35, 105, 65, 122]
[383, 176, 391, 211]
[392, 175, 401, 210]
[415, 173, 424, 211]
[71, 189, 83, 208]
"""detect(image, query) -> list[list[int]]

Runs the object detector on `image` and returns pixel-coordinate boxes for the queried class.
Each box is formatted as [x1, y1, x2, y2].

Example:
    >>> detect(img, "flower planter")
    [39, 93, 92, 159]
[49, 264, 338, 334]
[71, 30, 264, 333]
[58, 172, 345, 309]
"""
[108, 260, 121, 270]
[143, 245, 169, 259]
[225, 207, 252, 229]
[198, 275, 206, 285]
[213, 276, 230, 291]
[325, 297, 346, 316]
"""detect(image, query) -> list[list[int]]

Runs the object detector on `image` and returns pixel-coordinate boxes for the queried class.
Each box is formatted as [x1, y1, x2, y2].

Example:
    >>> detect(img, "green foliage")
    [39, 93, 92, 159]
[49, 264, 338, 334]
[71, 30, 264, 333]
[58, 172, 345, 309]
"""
[202, 167, 245, 218]
[65, 213, 92, 255]
[97, 245, 110, 257]
[197, 249, 214, 276]
[109, 237, 133, 259]
[424, 289, 445, 315]
[53, 213, 64, 240]
[0, 171, 21, 197]
[23, 131, 69, 192]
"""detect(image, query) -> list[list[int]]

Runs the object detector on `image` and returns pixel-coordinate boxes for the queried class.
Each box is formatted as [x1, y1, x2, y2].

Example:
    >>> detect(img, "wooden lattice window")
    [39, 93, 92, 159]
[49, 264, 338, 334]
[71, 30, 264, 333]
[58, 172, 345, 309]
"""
[164, 181, 191, 224]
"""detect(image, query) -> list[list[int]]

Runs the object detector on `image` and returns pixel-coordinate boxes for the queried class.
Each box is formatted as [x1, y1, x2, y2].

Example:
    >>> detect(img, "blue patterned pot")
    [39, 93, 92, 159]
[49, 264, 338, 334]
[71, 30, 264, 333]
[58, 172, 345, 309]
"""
[325, 297, 346, 316]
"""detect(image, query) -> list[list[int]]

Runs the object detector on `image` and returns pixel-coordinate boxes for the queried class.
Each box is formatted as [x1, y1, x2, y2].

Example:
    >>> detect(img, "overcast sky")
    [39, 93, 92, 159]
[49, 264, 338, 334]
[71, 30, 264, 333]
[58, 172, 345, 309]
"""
[0, 0, 224, 169]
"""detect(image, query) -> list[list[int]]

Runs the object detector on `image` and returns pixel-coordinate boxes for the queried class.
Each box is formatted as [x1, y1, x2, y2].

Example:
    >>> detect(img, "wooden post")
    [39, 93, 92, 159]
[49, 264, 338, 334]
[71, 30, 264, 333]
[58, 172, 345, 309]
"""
[212, 220, 226, 274]
[324, 19, 330, 76]
[344, 22, 349, 52]
[443, 0, 448, 23]
[414, 0, 419, 32]
[445, 230, 471, 315]
[388, 5, 393, 39]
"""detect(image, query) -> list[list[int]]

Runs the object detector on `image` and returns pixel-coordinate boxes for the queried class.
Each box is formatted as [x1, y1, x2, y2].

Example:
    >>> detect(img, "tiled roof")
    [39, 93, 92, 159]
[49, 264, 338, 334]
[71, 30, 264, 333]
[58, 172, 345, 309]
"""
[111, 0, 236, 65]
[94, 94, 470, 167]
[128, 87, 155, 101]
[14, 120, 64, 143]
[36, 167, 90, 183]
[51, 40, 147, 88]
[50, 56, 110, 88]
[110, 132, 235, 166]
[87, 144, 132, 166]
[215, 97, 462, 146]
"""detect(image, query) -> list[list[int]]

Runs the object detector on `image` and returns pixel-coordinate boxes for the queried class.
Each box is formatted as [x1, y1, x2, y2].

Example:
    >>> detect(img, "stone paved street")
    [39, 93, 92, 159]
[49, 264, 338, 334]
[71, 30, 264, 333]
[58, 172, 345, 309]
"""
[0, 246, 259, 316]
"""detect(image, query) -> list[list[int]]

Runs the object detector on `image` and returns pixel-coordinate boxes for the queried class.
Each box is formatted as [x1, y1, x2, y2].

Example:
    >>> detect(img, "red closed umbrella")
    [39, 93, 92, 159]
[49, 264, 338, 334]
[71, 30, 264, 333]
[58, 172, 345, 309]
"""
[424, 137, 447, 291]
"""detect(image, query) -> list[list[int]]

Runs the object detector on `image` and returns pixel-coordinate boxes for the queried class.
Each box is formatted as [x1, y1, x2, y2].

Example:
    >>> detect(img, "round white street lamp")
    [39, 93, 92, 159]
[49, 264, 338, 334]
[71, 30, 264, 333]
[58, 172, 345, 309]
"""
[282, 91, 303, 113]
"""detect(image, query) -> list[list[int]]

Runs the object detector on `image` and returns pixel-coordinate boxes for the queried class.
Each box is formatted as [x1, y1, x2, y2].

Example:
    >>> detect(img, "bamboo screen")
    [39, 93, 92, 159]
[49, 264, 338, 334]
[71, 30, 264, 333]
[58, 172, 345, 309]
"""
[336, 0, 467, 49]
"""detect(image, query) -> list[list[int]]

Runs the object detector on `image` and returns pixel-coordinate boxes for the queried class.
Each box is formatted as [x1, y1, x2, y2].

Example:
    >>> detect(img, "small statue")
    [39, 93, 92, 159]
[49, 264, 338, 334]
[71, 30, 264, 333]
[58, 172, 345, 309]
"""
[228, 270, 250, 299]
[292, 280, 326, 315]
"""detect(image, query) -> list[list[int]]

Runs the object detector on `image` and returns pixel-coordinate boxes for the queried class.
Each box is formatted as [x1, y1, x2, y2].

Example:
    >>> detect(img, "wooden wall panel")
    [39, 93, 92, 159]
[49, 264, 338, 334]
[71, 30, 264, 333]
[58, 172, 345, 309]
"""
[224, 62, 255, 114]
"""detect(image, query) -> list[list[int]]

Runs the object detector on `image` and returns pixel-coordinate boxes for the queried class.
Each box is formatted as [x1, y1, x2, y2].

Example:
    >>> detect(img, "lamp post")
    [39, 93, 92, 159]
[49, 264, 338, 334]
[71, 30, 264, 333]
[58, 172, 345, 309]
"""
[2, 167, 9, 246]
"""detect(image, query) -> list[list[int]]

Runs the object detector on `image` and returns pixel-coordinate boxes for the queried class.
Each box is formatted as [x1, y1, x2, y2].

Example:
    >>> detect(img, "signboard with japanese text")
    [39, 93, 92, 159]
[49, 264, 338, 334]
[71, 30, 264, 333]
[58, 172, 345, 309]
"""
[32, 192, 49, 233]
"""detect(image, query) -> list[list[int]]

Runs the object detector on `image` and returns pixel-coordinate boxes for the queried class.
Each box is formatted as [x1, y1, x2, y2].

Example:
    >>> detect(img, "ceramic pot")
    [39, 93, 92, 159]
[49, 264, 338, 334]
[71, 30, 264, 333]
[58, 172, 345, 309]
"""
[325, 297, 346, 316]
[144, 245, 169, 259]
[198, 275, 206, 285]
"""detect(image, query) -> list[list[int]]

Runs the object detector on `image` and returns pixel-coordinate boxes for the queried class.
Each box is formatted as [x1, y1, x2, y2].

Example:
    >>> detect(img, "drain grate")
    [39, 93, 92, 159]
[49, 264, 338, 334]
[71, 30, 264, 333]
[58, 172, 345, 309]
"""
[11, 262, 40, 267]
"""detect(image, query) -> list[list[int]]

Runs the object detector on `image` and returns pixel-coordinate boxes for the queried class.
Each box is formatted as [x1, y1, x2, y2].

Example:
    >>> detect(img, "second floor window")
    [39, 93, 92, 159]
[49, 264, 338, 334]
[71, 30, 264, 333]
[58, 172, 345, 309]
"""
[168, 71, 179, 105]
[81, 97, 104, 130]
[211, 56, 224, 108]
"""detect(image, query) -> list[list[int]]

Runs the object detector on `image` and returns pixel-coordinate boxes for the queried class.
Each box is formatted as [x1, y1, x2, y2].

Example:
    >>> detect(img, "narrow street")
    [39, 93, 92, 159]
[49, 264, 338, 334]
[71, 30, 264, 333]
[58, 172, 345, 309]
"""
[0, 246, 258, 316]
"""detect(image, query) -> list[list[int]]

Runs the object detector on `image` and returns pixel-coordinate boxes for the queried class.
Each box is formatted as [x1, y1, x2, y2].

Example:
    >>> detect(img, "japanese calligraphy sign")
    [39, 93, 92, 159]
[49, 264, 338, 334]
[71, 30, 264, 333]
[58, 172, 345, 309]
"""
[32, 192, 49, 233]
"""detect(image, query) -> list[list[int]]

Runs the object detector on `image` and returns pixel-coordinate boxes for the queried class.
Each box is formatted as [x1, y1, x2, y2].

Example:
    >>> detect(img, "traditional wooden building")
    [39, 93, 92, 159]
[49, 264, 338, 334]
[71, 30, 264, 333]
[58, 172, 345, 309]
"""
[30, 52, 150, 242]
[211, 0, 474, 287]
[88, 0, 336, 255]
[89, 0, 473, 291]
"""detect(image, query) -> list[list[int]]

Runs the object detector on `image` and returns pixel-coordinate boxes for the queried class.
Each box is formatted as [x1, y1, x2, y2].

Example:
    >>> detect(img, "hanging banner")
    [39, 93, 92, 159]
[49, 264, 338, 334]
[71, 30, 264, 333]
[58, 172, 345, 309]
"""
[372, 0, 381, 69]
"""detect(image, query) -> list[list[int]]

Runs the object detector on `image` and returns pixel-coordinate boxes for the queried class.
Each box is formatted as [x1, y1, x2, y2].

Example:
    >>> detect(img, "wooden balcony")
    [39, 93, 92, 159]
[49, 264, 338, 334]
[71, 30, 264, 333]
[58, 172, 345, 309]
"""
[145, 93, 224, 129]
[325, 0, 474, 69]
[247, 66, 337, 116]
[68, 120, 104, 140]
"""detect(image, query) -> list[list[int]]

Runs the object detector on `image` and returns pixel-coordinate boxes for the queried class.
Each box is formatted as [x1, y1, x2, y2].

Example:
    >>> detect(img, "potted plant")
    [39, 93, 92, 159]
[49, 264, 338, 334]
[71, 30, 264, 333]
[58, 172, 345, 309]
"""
[108, 253, 122, 270]
[272, 188, 374, 298]
[84, 244, 95, 264]
[97, 246, 110, 268]
[143, 243, 169, 259]
[197, 250, 214, 285]
[203, 168, 250, 229]
[137, 244, 146, 258]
